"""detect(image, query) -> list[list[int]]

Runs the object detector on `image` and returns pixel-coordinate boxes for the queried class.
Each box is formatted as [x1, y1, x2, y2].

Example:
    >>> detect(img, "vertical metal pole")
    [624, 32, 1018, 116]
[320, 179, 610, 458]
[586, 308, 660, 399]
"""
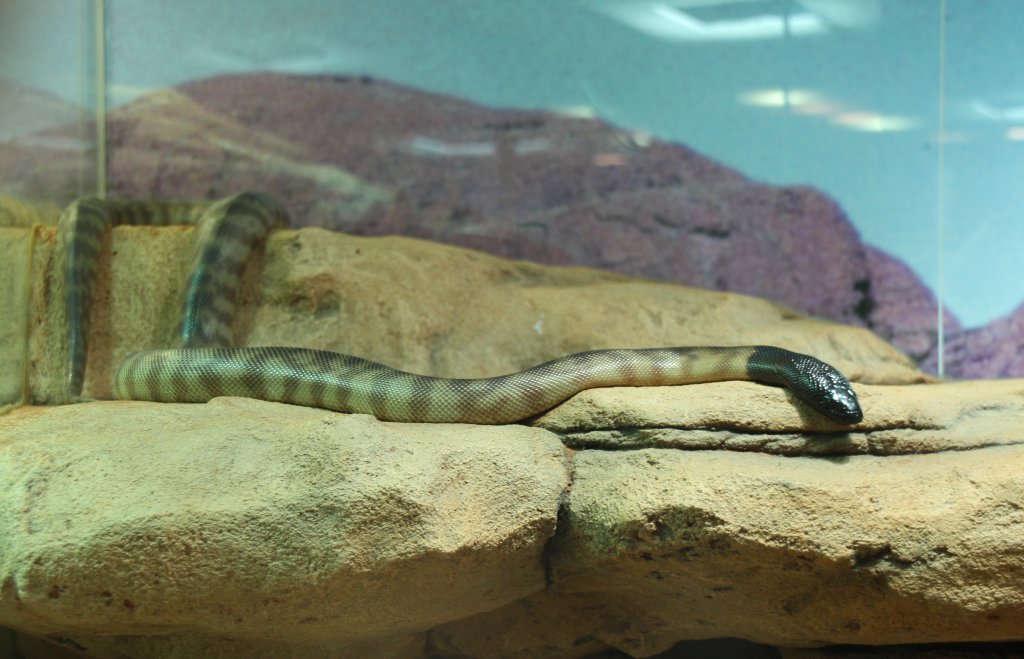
[935, 0, 946, 377]
[94, 0, 107, 198]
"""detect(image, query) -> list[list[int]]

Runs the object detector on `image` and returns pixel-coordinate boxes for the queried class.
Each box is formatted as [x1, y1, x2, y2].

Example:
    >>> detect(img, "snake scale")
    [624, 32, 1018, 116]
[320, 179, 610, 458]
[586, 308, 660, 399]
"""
[56, 192, 863, 425]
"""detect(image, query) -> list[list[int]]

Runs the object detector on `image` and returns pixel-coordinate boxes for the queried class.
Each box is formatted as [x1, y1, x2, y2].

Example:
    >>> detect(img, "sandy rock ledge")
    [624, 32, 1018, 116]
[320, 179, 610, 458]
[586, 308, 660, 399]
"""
[0, 225, 1022, 657]
[2, 378, 1024, 658]
[0, 400, 570, 657]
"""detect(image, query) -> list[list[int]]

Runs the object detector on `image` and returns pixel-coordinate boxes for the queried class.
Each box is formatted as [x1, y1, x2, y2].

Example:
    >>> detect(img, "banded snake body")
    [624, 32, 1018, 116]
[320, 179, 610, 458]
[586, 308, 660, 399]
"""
[57, 192, 863, 425]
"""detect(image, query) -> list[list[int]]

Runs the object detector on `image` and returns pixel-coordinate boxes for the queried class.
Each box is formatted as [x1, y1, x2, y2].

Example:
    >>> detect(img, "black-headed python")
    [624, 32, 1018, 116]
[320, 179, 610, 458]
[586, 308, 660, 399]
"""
[53, 192, 863, 425]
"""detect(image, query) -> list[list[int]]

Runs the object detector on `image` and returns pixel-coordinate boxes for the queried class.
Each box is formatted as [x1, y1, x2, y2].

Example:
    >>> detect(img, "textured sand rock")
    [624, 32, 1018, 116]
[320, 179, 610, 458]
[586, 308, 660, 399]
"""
[0, 228, 34, 411]
[2, 384, 1024, 657]
[542, 378, 1024, 454]
[434, 441, 1024, 656]
[0, 401, 568, 652]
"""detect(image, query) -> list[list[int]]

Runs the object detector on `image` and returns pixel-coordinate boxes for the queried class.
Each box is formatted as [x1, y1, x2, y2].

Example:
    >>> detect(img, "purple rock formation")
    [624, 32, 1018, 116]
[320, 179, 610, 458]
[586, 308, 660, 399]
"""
[922, 304, 1024, 378]
[158, 74, 874, 327]
[0, 72, 1019, 377]
[863, 246, 961, 363]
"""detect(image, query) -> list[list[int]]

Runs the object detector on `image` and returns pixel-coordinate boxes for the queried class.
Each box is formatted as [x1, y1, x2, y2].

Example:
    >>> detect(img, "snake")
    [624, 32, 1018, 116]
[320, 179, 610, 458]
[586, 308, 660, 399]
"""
[55, 192, 863, 425]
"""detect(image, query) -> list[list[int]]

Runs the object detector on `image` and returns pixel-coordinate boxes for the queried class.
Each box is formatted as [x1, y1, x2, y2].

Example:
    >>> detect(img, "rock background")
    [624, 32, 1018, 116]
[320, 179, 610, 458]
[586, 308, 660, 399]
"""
[921, 302, 1024, 378]
[0, 72, 1017, 378]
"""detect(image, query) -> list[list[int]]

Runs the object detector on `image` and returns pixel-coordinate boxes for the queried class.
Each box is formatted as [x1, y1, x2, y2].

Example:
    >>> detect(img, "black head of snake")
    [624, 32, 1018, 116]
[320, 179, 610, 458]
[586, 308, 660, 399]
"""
[747, 346, 862, 424]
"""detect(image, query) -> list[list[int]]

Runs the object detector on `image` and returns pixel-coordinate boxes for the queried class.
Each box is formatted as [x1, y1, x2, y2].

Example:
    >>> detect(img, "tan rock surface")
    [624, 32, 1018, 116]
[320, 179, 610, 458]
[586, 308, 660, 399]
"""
[0, 399, 569, 648]
[1, 224, 1021, 658]
[542, 379, 1024, 455]
[2, 386, 1021, 657]
[0, 228, 34, 411]
[435, 441, 1024, 656]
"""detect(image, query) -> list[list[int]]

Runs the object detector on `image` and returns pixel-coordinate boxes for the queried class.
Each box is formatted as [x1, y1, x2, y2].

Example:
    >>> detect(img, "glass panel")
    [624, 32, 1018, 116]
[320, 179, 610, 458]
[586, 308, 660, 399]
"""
[938, 0, 1024, 378]
[0, 0, 101, 203]
[92, 1, 964, 376]
[4, 1, 1023, 389]
[0, 0, 102, 408]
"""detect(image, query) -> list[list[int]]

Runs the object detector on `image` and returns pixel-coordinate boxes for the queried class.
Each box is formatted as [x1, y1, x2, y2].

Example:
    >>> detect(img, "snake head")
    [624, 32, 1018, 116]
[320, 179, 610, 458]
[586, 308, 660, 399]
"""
[790, 354, 863, 424]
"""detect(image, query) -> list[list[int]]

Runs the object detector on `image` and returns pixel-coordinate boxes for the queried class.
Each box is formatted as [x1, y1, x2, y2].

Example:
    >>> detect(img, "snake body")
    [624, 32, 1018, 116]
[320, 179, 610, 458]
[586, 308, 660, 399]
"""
[57, 193, 863, 425]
